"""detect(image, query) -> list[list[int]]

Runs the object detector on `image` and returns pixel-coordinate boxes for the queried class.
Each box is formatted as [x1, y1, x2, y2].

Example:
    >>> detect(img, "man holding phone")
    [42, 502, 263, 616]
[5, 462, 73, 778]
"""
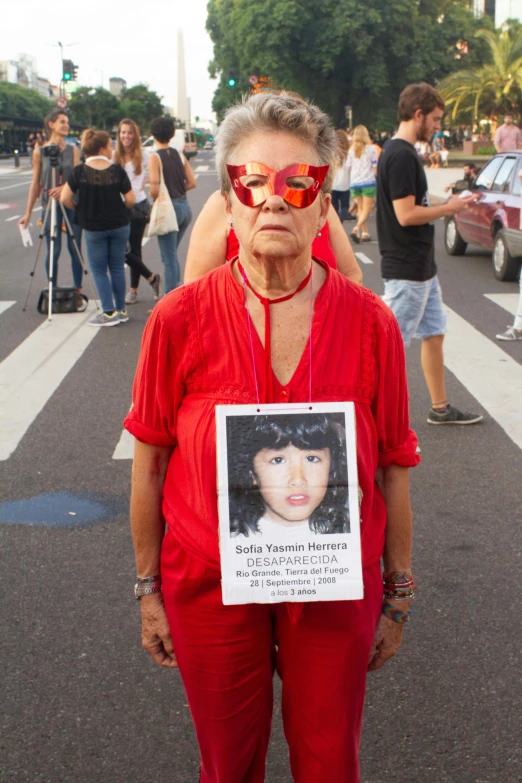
[377, 83, 483, 425]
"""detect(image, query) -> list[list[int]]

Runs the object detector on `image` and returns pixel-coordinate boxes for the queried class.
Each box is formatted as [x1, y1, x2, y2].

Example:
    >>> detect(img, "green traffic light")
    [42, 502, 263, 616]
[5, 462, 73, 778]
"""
[64, 73, 72, 81]
[228, 78, 237, 87]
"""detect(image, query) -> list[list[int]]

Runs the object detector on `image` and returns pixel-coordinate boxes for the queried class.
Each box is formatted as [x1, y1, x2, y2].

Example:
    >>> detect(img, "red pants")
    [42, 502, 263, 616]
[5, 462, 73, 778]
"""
[161, 532, 382, 783]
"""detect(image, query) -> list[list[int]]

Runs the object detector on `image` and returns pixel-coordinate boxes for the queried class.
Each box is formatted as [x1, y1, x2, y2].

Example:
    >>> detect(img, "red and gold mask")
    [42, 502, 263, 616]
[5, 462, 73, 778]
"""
[226, 162, 329, 208]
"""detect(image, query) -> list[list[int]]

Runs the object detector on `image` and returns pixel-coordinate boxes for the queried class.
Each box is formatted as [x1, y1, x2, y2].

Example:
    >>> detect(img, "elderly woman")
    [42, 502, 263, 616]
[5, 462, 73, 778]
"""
[125, 92, 419, 783]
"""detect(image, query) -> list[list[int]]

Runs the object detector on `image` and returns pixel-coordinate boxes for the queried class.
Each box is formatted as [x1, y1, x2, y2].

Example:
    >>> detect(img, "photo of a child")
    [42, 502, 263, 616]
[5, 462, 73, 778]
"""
[226, 412, 350, 537]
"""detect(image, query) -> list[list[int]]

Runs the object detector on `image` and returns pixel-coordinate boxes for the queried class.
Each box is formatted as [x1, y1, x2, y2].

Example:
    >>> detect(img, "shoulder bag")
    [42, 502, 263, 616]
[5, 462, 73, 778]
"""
[147, 152, 179, 236]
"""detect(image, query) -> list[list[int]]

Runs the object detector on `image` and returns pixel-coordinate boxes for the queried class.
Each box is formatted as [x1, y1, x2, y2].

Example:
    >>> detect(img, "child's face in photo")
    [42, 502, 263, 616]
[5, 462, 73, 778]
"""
[253, 444, 331, 525]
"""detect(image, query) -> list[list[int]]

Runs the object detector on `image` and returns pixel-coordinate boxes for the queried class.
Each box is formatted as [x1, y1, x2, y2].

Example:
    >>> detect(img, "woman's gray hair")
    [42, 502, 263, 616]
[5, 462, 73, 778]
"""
[216, 91, 337, 194]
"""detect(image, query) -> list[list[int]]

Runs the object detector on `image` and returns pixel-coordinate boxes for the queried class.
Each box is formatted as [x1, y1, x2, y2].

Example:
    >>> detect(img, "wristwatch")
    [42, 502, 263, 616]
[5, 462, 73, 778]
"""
[134, 574, 162, 600]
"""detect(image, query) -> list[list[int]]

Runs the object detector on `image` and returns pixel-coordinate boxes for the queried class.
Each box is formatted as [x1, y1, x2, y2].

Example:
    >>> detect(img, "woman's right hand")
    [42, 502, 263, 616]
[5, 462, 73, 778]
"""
[140, 592, 178, 668]
[18, 213, 30, 229]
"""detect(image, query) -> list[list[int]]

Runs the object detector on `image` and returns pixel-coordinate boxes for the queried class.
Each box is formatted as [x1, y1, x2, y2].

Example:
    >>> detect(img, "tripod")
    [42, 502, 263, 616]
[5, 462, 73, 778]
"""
[22, 161, 96, 321]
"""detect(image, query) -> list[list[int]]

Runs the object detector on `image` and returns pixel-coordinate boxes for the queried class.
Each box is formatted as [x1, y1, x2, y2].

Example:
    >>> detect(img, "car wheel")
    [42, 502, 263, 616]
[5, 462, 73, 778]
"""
[492, 229, 521, 282]
[445, 217, 467, 256]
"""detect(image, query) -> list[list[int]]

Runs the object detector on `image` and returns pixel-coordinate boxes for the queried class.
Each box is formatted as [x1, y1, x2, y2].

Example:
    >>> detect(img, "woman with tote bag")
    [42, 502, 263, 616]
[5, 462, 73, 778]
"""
[148, 117, 196, 293]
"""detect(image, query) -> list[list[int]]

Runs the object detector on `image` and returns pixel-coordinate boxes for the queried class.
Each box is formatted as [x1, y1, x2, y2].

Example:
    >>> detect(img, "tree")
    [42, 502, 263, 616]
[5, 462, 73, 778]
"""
[440, 25, 522, 122]
[206, 0, 488, 128]
[120, 84, 164, 133]
[0, 82, 52, 120]
[68, 87, 120, 130]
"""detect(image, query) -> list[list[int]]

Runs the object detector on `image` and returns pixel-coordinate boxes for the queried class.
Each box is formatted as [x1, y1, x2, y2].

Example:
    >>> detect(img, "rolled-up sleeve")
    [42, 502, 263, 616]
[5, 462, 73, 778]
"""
[372, 309, 420, 469]
[124, 305, 186, 447]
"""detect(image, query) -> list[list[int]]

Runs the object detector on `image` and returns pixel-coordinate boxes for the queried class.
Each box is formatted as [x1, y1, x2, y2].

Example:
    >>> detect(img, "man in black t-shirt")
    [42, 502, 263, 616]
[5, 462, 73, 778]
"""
[377, 83, 483, 426]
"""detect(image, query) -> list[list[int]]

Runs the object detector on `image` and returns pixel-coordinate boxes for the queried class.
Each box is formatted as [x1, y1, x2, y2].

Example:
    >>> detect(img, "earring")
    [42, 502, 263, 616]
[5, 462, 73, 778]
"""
[230, 221, 234, 229]
[316, 230, 322, 237]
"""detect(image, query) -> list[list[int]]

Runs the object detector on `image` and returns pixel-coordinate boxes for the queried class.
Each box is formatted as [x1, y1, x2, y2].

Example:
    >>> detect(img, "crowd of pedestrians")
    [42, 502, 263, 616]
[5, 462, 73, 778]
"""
[19, 110, 196, 327]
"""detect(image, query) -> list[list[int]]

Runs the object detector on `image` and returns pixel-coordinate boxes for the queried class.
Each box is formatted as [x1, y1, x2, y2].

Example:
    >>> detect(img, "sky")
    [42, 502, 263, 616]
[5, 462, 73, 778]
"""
[1, 0, 217, 120]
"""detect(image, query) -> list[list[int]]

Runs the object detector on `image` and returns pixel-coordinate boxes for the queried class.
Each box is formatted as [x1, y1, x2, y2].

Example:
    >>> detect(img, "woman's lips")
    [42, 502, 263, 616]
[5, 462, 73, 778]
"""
[286, 494, 310, 506]
[259, 224, 289, 231]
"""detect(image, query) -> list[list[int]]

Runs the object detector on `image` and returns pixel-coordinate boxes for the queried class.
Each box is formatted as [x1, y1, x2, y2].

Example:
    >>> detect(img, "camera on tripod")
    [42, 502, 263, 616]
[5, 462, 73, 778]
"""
[41, 144, 62, 166]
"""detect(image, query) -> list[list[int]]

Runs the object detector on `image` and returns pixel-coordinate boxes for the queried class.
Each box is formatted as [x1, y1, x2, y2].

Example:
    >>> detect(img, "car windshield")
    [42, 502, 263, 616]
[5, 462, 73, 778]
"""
[474, 157, 503, 190]
[491, 157, 517, 193]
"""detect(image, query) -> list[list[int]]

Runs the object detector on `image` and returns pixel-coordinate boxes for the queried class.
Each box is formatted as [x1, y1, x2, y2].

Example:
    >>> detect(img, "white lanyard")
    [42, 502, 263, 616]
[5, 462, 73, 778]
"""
[85, 156, 111, 163]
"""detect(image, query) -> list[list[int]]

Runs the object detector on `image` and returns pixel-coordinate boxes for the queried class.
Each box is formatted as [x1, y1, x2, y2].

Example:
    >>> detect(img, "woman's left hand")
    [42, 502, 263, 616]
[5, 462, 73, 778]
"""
[48, 185, 63, 200]
[367, 614, 404, 671]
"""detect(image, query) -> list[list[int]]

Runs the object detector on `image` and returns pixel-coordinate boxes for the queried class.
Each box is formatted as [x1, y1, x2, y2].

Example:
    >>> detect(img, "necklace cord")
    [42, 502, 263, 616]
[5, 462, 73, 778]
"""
[238, 259, 313, 404]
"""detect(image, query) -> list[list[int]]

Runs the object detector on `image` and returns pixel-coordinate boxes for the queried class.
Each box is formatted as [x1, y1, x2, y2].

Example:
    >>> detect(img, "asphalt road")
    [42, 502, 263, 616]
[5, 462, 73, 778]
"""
[0, 151, 520, 783]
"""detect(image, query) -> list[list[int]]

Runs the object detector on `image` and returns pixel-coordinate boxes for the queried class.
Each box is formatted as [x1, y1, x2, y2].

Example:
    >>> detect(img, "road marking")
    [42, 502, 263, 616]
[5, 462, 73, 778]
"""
[32, 206, 42, 212]
[0, 204, 11, 210]
[0, 179, 32, 192]
[195, 165, 209, 172]
[5, 215, 20, 222]
[0, 302, 100, 461]
[484, 293, 518, 317]
[112, 428, 134, 460]
[0, 301, 16, 316]
[142, 236, 150, 246]
[355, 252, 374, 265]
[444, 306, 522, 450]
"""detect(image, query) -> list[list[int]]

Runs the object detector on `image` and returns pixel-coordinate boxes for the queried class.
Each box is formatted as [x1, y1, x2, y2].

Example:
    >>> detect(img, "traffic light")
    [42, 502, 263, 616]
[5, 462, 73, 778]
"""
[73, 64, 79, 81]
[227, 68, 238, 88]
[62, 59, 74, 81]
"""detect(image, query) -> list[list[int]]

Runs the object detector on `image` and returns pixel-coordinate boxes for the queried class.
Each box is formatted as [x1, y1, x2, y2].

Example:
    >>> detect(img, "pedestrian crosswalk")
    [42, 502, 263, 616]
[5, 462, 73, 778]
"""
[0, 292, 520, 462]
[0, 302, 100, 461]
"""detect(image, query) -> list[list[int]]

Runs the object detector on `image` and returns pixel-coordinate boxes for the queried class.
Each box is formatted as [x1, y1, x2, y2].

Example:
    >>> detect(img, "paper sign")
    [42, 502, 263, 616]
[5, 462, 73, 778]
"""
[19, 225, 33, 247]
[217, 402, 363, 605]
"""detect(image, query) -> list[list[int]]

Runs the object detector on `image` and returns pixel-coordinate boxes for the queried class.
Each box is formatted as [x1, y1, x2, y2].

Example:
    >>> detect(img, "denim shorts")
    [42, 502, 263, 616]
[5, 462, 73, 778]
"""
[382, 275, 447, 348]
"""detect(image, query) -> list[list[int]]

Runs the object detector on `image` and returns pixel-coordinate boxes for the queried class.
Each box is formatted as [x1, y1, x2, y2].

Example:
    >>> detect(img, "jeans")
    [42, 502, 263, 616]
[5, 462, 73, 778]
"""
[44, 204, 83, 289]
[126, 216, 153, 289]
[84, 224, 130, 312]
[331, 189, 350, 222]
[157, 197, 193, 293]
[382, 275, 447, 348]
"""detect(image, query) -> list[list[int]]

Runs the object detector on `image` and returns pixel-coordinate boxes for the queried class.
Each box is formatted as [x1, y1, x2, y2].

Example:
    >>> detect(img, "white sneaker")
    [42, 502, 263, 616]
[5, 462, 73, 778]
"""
[496, 326, 522, 341]
[125, 290, 138, 305]
[88, 312, 120, 327]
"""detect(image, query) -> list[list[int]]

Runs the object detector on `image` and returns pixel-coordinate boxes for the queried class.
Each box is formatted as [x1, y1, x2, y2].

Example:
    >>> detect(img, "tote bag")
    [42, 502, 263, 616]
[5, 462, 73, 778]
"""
[147, 152, 179, 236]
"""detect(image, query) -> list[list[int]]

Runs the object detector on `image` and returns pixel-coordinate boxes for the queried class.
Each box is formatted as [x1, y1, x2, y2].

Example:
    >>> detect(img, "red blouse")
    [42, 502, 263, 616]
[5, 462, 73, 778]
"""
[124, 261, 419, 572]
[226, 223, 337, 269]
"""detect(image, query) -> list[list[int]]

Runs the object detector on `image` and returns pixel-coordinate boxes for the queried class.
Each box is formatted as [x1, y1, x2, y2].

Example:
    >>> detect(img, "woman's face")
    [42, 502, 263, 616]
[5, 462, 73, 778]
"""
[49, 114, 69, 138]
[225, 130, 330, 262]
[253, 443, 331, 525]
[119, 124, 134, 150]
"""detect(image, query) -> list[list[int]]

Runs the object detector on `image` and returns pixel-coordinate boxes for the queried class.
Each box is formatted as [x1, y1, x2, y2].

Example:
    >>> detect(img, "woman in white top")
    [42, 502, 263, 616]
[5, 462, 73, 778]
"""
[113, 118, 161, 304]
[347, 125, 378, 243]
[331, 129, 353, 223]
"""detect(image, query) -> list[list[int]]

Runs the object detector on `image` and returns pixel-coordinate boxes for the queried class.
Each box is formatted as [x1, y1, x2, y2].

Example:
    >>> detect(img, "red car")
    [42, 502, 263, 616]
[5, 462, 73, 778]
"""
[444, 151, 522, 281]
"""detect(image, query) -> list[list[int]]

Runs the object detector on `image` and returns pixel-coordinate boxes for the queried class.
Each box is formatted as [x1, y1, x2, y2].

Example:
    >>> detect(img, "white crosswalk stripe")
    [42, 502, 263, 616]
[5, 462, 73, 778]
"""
[0, 294, 521, 462]
[444, 305, 522, 450]
[484, 293, 518, 317]
[112, 427, 135, 460]
[355, 252, 373, 265]
[0, 302, 100, 461]
[0, 301, 16, 316]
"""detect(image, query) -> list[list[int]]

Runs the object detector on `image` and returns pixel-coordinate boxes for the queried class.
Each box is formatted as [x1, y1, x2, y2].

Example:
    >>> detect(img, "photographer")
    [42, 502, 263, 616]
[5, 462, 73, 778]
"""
[19, 110, 84, 307]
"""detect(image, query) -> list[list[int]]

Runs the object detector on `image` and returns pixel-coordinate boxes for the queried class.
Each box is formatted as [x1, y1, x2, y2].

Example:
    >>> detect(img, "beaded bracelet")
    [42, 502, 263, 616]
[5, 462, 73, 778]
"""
[383, 569, 415, 585]
[384, 586, 416, 598]
[382, 601, 411, 624]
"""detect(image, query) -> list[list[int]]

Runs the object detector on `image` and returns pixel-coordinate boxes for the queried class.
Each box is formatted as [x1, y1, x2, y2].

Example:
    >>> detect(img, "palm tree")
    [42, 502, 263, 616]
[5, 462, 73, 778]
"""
[440, 27, 522, 122]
